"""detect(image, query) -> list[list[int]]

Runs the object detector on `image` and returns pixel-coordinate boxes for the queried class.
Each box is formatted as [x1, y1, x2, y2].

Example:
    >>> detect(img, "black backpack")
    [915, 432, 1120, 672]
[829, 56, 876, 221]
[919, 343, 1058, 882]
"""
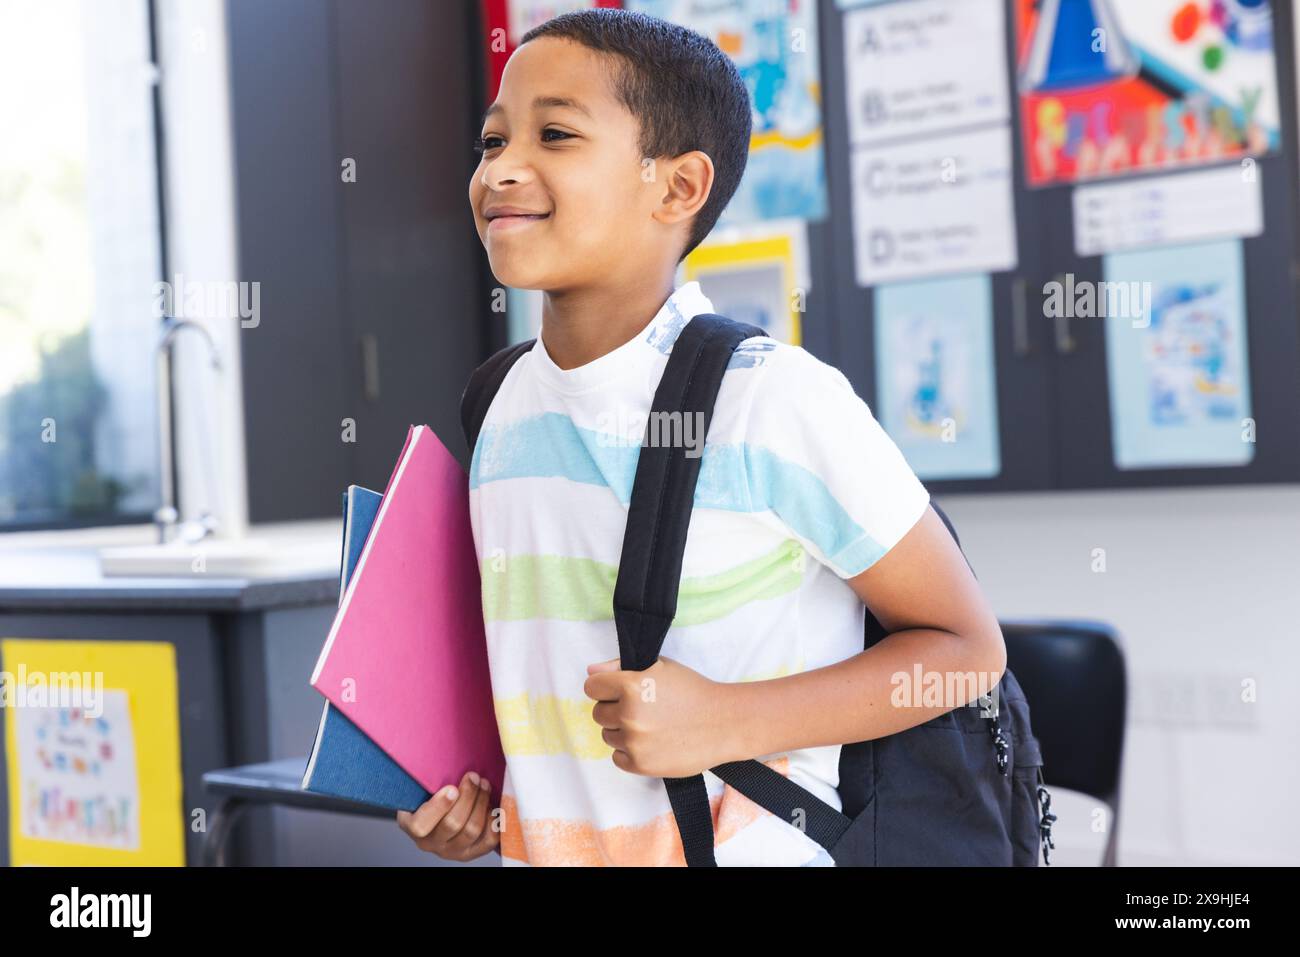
[460, 313, 1056, 866]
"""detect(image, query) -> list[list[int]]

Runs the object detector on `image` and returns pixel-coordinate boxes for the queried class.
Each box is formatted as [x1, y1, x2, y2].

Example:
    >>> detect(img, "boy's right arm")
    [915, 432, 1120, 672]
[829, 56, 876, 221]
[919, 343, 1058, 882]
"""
[396, 770, 500, 862]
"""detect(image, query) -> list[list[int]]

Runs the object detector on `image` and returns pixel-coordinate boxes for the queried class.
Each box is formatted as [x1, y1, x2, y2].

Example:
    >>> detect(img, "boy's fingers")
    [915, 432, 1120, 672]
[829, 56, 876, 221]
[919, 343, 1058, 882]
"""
[432, 771, 486, 844]
[402, 785, 458, 840]
[463, 816, 502, 857]
[462, 780, 502, 856]
[445, 777, 491, 851]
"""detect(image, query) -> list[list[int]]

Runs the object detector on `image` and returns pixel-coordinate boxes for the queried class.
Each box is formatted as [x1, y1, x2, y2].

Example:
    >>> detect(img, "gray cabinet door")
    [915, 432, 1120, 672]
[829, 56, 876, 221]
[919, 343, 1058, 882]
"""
[229, 0, 490, 521]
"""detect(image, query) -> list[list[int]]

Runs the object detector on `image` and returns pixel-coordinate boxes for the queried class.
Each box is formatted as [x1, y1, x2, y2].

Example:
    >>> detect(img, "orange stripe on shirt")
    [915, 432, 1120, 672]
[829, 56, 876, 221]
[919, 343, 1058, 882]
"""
[498, 756, 794, 866]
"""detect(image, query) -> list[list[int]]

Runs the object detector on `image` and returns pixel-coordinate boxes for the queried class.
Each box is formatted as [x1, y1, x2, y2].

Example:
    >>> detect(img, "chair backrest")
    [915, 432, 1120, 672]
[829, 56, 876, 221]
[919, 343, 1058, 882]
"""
[1002, 620, 1126, 862]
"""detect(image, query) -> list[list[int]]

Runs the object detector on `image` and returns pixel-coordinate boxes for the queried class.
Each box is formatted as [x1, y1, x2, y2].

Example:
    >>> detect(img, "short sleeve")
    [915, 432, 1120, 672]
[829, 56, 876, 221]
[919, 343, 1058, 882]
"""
[741, 345, 930, 579]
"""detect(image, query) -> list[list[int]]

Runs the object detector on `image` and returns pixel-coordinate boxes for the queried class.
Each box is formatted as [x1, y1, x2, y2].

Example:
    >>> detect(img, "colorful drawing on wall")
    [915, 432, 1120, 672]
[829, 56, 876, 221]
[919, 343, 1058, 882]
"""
[13, 690, 139, 850]
[1015, 0, 1280, 186]
[479, 0, 621, 104]
[2, 639, 185, 866]
[683, 222, 807, 344]
[628, 0, 828, 225]
[1103, 239, 1254, 469]
[873, 273, 1001, 480]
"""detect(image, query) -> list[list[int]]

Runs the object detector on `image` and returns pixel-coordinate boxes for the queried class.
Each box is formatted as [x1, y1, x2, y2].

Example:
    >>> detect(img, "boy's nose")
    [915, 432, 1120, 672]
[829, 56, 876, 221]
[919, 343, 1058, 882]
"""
[481, 156, 532, 192]
[482, 169, 529, 193]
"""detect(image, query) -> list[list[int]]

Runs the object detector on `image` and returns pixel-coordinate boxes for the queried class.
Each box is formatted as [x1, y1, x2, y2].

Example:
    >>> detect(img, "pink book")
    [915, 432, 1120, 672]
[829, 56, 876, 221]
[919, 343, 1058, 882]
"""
[309, 424, 505, 802]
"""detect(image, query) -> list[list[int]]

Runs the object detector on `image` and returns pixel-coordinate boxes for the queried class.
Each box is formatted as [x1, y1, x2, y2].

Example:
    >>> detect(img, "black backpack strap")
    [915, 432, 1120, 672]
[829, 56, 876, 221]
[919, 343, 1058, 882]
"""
[613, 313, 763, 864]
[709, 759, 854, 850]
[613, 313, 777, 866]
[615, 313, 868, 863]
[460, 338, 536, 453]
[612, 313, 765, 671]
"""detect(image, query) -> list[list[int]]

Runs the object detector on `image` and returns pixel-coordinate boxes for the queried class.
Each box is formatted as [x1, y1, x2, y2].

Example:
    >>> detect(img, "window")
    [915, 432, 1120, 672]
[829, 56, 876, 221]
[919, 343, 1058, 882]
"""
[0, 0, 164, 530]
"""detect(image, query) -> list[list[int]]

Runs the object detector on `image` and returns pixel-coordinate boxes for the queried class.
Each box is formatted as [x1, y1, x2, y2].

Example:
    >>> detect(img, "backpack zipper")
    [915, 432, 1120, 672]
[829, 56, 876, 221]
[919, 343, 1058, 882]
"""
[979, 692, 1010, 776]
[1036, 767, 1057, 866]
[981, 690, 1055, 866]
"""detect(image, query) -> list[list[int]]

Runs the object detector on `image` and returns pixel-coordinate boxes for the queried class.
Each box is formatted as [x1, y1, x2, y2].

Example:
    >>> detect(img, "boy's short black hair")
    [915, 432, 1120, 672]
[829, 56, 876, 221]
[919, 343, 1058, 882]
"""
[520, 8, 752, 263]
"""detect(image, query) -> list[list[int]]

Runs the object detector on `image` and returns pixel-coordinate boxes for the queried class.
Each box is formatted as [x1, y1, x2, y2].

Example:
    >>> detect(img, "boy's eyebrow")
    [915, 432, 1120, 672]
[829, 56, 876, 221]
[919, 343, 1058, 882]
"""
[481, 95, 594, 126]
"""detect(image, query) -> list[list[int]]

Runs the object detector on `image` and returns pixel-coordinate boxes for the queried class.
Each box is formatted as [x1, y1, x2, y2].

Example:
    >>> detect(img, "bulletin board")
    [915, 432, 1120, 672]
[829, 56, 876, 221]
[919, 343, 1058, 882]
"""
[488, 0, 1300, 491]
[819, 0, 1300, 492]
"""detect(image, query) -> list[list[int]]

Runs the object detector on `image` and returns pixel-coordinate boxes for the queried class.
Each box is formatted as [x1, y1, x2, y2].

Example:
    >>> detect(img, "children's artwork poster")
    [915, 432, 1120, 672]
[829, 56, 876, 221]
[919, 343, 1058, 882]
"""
[844, 0, 1011, 147]
[851, 125, 1018, 285]
[682, 221, 807, 344]
[873, 274, 1001, 480]
[13, 691, 139, 849]
[1102, 239, 1254, 469]
[2, 638, 185, 866]
[1015, 0, 1280, 187]
[628, 0, 828, 225]
[479, 0, 621, 104]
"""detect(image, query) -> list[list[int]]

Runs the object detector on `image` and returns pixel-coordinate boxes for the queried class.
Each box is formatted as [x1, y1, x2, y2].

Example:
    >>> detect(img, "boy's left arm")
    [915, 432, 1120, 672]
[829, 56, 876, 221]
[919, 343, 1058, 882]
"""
[585, 503, 1006, 778]
[586, 349, 1006, 779]
[718, 502, 1006, 764]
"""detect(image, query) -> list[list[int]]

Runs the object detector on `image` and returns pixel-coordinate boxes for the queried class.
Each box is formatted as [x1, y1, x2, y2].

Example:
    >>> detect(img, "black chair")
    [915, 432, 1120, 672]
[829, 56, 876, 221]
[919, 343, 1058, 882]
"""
[1002, 619, 1127, 866]
[201, 758, 394, 865]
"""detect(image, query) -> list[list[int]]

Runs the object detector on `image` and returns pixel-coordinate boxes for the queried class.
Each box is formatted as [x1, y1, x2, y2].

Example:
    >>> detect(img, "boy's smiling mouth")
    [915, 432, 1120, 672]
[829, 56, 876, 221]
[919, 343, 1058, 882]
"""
[484, 205, 551, 232]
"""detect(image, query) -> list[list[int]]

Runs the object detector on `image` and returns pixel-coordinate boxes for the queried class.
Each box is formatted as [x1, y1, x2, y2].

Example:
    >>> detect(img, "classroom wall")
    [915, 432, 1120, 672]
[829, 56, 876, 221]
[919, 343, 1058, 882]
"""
[941, 486, 1300, 866]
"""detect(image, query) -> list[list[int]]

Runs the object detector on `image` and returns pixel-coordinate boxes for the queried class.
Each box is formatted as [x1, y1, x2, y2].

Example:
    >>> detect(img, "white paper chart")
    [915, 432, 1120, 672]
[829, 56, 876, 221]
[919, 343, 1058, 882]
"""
[1074, 165, 1264, 256]
[844, 0, 1009, 146]
[844, 0, 1017, 285]
[851, 126, 1017, 285]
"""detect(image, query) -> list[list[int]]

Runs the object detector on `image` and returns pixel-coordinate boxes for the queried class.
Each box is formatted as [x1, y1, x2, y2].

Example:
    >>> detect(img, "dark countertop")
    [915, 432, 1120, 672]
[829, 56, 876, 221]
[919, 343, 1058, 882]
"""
[0, 546, 337, 613]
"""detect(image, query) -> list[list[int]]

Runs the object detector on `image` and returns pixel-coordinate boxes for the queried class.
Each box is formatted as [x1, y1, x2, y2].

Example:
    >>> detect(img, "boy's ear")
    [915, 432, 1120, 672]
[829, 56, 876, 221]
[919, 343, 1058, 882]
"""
[652, 150, 714, 229]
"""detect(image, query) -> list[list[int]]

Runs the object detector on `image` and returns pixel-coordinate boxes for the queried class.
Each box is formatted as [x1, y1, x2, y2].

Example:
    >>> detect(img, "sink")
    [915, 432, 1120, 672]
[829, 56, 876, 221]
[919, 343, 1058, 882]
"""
[98, 537, 338, 578]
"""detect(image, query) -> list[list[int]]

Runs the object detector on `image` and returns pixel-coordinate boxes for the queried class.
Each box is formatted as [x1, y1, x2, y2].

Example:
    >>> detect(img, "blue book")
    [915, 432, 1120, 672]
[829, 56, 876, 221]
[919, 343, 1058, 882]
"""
[301, 485, 433, 812]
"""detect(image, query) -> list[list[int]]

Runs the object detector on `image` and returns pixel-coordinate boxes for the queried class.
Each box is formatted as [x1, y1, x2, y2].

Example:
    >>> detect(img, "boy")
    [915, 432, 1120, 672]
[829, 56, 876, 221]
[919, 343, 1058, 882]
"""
[397, 8, 1005, 866]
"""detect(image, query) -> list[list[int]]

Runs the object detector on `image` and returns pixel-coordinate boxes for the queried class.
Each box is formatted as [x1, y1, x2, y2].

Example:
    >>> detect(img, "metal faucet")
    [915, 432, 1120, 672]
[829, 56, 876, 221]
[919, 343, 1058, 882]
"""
[155, 317, 223, 545]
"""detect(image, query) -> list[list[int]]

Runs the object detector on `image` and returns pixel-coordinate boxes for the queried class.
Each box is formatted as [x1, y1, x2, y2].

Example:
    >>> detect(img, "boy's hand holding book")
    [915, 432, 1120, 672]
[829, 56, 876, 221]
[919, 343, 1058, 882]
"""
[397, 769, 500, 861]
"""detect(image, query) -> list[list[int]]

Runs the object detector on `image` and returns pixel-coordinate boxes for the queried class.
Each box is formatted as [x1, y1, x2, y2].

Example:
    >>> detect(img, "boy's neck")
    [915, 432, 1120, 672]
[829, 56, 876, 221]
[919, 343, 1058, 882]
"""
[538, 274, 678, 371]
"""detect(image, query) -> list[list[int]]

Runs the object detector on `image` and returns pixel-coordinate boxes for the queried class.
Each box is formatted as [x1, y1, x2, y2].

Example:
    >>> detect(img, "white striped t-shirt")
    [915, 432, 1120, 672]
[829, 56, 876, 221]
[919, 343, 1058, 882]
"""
[468, 281, 930, 866]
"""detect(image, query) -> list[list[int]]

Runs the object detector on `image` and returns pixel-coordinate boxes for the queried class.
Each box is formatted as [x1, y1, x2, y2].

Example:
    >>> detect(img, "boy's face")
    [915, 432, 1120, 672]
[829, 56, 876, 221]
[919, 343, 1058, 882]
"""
[470, 37, 695, 291]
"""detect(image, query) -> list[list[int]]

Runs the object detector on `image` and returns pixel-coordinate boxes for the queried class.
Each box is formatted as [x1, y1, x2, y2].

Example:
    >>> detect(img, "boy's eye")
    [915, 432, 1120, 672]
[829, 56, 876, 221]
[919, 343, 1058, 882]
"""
[472, 128, 573, 156]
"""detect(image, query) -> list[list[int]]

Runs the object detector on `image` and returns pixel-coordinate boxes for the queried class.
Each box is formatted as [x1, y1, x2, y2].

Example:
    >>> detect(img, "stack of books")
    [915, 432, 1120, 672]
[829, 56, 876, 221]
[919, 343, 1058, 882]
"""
[302, 425, 505, 813]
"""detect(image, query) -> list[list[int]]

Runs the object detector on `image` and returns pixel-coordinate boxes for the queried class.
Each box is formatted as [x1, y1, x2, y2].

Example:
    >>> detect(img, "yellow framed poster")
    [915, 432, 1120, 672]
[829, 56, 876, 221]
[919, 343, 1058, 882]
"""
[684, 232, 803, 346]
[1, 638, 185, 866]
